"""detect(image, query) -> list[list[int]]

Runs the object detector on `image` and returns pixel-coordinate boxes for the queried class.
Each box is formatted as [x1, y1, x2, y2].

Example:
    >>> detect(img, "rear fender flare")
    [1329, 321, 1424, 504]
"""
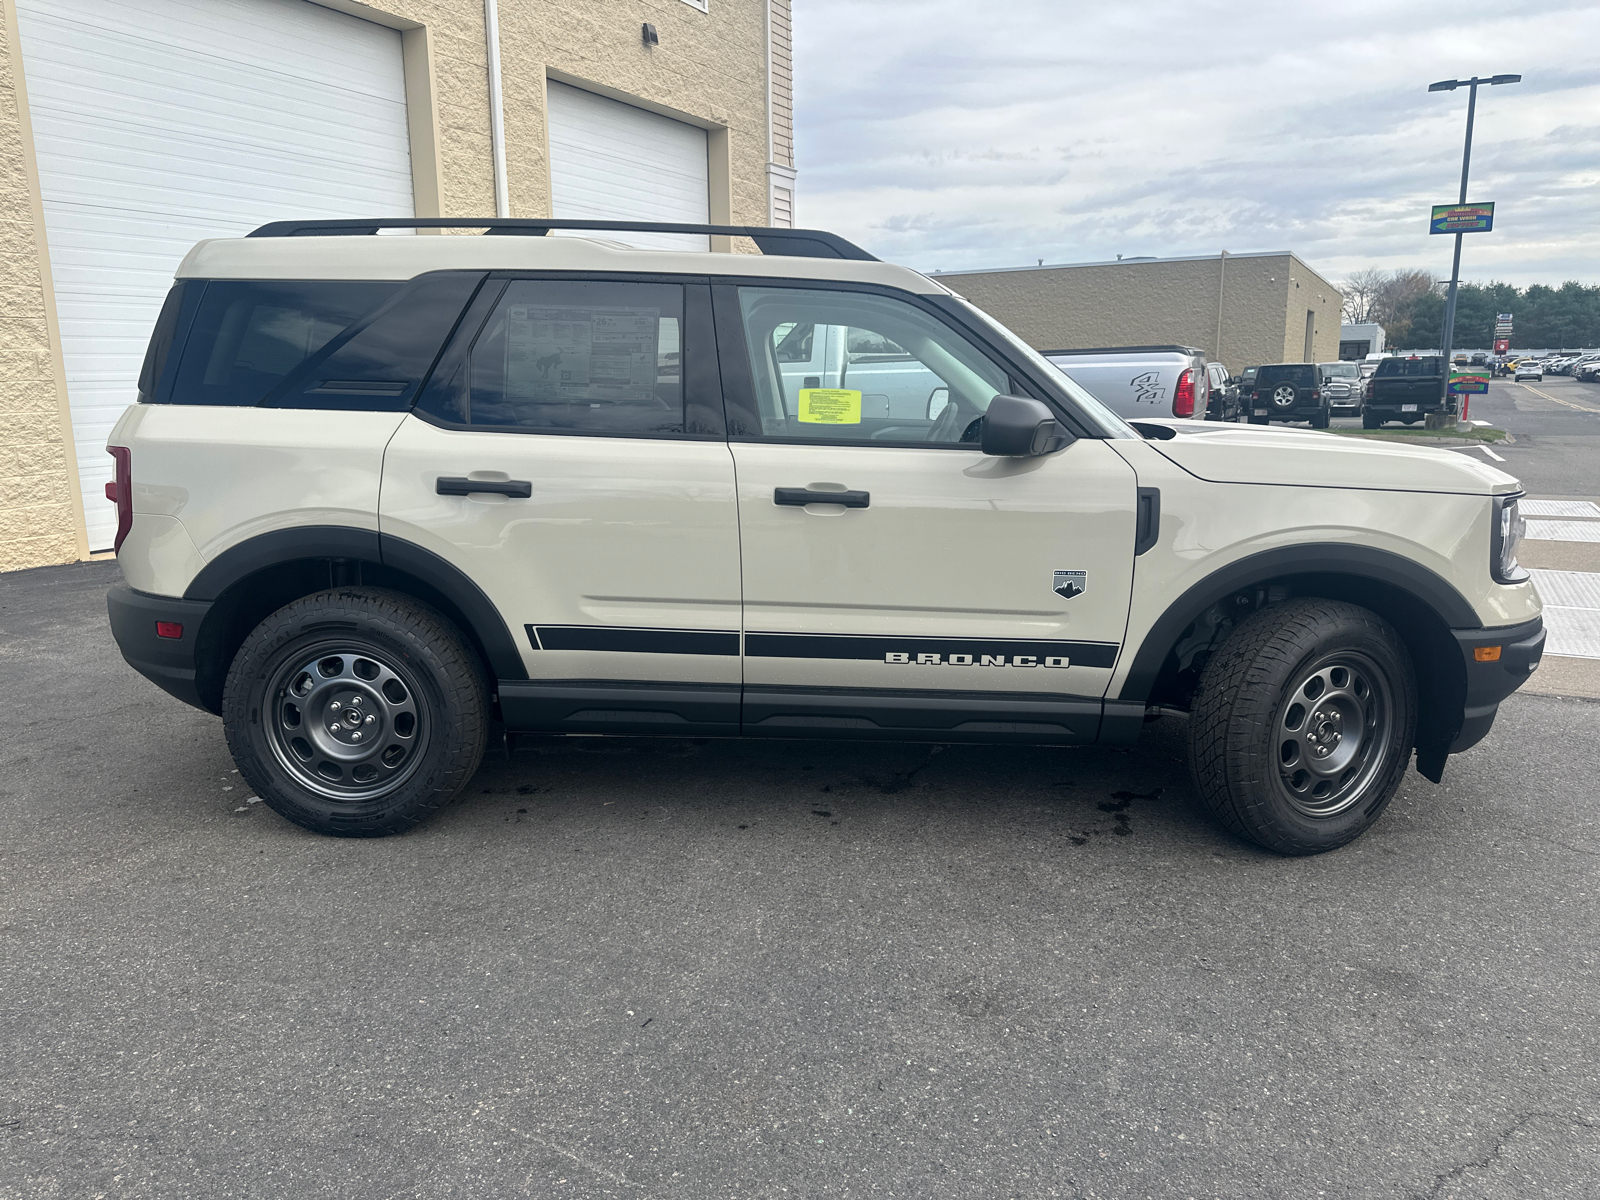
[183, 525, 526, 683]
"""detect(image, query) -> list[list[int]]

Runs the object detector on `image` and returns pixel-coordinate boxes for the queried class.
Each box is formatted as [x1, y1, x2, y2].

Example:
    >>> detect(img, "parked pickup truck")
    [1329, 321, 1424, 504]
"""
[1364, 355, 1446, 428]
[1043, 345, 1209, 421]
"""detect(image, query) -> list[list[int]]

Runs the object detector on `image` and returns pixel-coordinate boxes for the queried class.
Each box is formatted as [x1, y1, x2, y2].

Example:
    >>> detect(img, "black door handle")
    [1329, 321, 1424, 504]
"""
[774, 487, 870, 509]
[437, 477, 532, 498]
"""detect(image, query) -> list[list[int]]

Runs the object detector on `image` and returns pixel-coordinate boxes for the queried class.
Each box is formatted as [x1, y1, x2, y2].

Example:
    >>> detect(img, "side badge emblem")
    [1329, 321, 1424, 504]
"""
[1052, 569, 1087, 600]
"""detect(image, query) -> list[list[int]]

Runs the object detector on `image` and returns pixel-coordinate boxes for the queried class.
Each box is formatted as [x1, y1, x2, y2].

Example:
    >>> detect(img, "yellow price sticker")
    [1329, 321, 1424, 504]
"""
[797, 388, 862, 424]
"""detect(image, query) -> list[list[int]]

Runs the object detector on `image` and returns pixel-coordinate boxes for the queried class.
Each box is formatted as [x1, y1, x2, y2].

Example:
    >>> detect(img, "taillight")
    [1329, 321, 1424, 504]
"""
[1364, 381, 1373, 399]
[106, 446, 132, 554]
[1311, 388, 1321, 401]
[1173, 369, 1196, 417]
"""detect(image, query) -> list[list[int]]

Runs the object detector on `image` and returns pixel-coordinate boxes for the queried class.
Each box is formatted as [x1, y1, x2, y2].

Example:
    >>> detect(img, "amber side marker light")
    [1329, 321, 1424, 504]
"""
[1475, 646, 1502, 662]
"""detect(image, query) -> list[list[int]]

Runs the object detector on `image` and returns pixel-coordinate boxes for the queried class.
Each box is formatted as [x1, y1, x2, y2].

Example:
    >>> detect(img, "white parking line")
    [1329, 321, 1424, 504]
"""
[1530, 569, 1600, 660]
[1522, 500, 1600, 518]
[1476, 444, 1505, 462]
[1527, 520, 1600, 543]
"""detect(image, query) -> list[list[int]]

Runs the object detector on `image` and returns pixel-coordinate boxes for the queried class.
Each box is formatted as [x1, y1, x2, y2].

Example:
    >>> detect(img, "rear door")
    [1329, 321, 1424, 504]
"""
[380, 275, 744, 734]
[719, 283, 1140, 742]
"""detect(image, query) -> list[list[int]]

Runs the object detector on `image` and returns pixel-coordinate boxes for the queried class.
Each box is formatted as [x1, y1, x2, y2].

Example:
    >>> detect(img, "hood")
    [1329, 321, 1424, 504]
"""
[1132, 421, 1520, 495]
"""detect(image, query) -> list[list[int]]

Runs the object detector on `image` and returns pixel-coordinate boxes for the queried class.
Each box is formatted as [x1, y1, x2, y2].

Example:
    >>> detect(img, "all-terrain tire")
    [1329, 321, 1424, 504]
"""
[1362, 410, 1381, 429]
[223, 588, 489, 837]
[1310, 405, 1331, 429]
[1186, 599, 1417, 855]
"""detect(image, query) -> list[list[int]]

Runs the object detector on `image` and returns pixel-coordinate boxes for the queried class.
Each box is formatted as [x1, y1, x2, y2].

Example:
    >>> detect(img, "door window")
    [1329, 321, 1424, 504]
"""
[463, 280, 685, 434]
[737, 287, 1011, 444]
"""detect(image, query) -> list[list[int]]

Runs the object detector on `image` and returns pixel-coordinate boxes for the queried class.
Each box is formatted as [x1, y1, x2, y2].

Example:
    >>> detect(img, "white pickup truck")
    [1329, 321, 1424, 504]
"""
[1043, 345, 1210, 421]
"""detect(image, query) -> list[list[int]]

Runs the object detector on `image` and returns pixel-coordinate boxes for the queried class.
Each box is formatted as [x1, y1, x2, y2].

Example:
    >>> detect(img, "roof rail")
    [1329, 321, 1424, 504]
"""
[245, 218, 878, 261]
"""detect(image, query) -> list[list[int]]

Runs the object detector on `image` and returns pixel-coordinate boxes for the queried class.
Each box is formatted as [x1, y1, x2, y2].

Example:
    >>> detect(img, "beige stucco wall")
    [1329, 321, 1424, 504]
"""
[0, 1, 86, 574]
[0, 0, 780, 573]
[937, 253, 1343, 377]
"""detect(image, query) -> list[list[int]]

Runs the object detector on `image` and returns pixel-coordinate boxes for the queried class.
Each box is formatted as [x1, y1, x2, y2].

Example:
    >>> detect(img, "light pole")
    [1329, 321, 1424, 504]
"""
[1428, 73, 1519, 404]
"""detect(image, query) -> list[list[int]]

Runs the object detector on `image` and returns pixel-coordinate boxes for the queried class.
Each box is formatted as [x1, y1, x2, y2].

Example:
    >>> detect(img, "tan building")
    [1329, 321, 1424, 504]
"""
[0, 0, 795, 571]
[932, 251, 1343, 379]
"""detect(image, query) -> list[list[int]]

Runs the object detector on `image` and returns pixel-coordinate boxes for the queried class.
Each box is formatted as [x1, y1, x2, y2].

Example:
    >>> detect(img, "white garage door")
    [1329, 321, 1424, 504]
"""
[15, 0, 414, 551]
[547, 81, 710, 253]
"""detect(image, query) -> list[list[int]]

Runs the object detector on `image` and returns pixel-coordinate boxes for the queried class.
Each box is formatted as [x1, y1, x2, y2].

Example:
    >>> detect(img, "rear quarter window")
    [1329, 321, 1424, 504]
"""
[165, 280, 401, 405]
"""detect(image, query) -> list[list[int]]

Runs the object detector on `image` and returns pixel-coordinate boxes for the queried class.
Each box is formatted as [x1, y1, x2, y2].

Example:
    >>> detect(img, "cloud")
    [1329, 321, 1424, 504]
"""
[793, 0, 1600, 286]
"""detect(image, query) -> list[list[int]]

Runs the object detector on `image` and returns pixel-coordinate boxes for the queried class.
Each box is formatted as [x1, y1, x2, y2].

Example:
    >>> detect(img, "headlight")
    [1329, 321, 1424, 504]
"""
[1491, 494, 1528, 584]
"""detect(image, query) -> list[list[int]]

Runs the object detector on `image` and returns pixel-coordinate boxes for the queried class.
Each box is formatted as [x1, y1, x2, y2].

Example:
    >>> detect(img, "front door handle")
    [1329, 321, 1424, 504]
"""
[774, 487, 870, 509]
[437, 476, 532, 498]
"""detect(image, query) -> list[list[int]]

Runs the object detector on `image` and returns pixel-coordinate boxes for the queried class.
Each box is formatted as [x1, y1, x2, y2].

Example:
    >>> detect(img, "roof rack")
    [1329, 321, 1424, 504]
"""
[246, 218, 878, 261]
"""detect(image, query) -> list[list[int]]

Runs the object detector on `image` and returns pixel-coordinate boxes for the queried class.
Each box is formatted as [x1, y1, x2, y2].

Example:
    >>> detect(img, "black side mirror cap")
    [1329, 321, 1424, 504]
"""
[981, 394, 1075, 457]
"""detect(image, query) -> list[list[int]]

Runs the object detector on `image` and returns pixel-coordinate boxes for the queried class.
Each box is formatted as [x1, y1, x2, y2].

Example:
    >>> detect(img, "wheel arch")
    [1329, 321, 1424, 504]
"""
[1123, 544, 1477, 773]
[183, 526, 526, 714]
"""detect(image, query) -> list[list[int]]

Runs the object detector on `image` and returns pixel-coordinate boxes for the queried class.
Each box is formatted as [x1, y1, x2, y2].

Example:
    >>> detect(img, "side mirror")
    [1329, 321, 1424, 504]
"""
[981, 394, 1074, 457]
[926, 386, 950, 420]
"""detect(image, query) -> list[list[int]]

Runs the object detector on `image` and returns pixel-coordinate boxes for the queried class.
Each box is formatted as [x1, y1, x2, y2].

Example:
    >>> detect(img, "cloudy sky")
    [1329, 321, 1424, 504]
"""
[792, 0, 1600, 288]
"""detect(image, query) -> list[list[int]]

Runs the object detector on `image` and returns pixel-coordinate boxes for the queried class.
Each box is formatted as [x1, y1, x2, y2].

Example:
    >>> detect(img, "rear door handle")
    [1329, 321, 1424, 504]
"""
[437, 477, 532, 498]
[774, 487, 870, 508]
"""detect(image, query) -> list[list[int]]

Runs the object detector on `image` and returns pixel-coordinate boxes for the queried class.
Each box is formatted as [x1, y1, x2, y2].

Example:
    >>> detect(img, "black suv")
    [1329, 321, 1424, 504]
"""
[1247, 363, 1330, 428]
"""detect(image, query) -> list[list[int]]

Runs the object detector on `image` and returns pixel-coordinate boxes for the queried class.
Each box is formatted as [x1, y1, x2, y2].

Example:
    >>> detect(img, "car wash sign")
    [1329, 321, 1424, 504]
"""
[1430, 203, 1495, 234]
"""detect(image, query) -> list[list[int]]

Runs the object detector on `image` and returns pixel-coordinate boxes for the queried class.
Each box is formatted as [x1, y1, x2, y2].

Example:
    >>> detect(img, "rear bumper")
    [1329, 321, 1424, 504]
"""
[1448, 615, 1546, 753]
[106, 582, 215, 713]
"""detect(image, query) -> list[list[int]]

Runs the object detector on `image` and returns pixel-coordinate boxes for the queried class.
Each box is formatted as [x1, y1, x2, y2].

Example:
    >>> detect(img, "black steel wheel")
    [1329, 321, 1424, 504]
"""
[223, 588, 489, 837]
[1186, 599, 1417, 855]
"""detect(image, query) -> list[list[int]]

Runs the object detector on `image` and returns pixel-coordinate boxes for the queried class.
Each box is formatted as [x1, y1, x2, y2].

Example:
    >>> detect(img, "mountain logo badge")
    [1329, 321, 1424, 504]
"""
[1052, 570, 1087, 600]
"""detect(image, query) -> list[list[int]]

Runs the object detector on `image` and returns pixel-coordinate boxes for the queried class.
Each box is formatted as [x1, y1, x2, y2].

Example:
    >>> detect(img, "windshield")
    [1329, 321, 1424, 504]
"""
[1320, 363, 1359, 378]
[942, 294, 1138, 438]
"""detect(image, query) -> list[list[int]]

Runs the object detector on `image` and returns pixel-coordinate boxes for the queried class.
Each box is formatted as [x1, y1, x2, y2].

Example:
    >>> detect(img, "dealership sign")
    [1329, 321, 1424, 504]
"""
[1430, 203, 1495, 234]
[1494, 339, 1510, 353]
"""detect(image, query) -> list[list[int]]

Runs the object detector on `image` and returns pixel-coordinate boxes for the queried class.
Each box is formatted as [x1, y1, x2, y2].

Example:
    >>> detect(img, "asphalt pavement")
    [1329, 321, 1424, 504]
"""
[3, 559, 1598, 1200]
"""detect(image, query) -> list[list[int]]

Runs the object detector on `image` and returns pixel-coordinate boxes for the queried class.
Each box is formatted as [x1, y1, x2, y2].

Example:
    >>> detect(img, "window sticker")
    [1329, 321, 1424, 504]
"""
[504, 305, 660, 402]
[797, 387, 862, 424]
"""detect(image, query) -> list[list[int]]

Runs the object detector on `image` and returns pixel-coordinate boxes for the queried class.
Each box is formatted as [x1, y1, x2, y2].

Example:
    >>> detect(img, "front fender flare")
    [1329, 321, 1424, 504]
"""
[1118, 542, 1480, 705]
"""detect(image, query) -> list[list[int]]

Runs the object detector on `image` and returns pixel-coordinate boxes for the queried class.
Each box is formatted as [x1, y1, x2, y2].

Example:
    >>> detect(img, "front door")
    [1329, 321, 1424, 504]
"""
[720, 284, 1140, 742]
[380, 276, 744, 734]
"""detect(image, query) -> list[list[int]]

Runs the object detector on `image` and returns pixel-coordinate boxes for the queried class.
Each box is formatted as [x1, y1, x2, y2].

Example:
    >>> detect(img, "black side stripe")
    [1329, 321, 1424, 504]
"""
[526, 624, 1120, 668]
[744, 632, 1119, 669]
[527, 625, 740, 656]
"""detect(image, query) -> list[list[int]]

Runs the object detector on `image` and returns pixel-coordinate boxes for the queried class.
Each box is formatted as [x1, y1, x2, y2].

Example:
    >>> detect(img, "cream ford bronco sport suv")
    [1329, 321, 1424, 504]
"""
[105, 219, 1544, 854]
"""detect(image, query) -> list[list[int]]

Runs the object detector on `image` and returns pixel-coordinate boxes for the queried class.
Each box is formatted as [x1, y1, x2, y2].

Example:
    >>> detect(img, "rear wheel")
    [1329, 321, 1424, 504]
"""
[223, 588, 489, 837]
[1310, 405, 1331, 429]
[1186, 599, 1417, 855]
[1362, 411, 1381, 429]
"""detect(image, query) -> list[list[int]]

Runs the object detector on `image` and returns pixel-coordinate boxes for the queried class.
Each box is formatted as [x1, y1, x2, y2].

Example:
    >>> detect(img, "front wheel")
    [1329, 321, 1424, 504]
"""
[1186, 599, 1417, 855]
[223, 588, 489, 837]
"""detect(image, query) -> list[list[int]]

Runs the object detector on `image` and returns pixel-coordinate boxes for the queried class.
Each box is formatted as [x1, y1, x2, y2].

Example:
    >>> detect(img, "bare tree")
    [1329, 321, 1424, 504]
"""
[1339, 268, 1387, 323]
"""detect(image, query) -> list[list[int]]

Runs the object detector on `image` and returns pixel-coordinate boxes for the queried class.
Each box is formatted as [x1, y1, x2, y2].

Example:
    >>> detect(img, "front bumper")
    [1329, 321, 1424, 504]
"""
[1448, 615, 1546, 753]
[107, 582, 215, 713]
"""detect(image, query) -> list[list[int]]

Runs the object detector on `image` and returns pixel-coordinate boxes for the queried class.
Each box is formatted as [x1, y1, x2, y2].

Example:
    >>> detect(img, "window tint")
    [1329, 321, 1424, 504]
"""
[464, 280, 684, 434]
[1374, 357, 1444, 377]
[737, 287, 1009, 444]
[170, 281, 400, 406]
[1256, 364, 1316, 386]
[138, 283, 189, 399]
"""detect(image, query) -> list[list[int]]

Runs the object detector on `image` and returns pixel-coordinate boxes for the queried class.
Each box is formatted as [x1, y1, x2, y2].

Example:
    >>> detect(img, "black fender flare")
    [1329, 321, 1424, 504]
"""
[1118, 543, 1480, 704]
[183, 524, 527, 681]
